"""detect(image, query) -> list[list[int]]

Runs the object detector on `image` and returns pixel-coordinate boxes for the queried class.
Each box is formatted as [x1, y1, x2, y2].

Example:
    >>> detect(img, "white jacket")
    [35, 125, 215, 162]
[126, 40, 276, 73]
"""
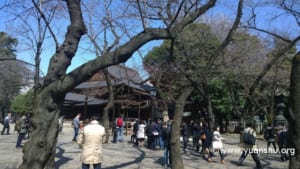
[78, 120, 106, 164]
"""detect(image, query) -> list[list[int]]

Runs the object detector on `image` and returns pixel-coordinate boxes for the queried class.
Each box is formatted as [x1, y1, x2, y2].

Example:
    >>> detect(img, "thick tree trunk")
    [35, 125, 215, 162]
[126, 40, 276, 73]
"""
[170, 87, 193, 169]
[288, 53, 300, 169]
[19, 1, 86, 168]
[19, 91, 62, 169]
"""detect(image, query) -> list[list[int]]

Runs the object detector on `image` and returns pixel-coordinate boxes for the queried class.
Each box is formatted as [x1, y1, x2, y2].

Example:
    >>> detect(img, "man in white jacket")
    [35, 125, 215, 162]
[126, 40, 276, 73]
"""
[78, 116, 106, 169]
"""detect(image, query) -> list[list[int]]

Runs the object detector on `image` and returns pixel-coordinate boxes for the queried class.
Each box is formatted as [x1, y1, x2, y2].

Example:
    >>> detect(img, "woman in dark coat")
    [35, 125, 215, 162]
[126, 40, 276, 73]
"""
[202, 122, 213, 162]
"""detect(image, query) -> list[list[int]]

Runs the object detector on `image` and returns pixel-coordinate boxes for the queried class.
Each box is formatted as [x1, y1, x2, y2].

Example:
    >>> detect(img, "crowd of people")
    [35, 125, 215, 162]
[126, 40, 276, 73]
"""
[63, 113, 293, 169]
[178, 119, 226, 164]
[0, 111, 291, 169]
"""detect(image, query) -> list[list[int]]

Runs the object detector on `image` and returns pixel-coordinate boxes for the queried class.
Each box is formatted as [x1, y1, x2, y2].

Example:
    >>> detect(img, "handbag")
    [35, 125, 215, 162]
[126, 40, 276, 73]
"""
[242, 130, 256, 145]
[212, 141, 223, 149]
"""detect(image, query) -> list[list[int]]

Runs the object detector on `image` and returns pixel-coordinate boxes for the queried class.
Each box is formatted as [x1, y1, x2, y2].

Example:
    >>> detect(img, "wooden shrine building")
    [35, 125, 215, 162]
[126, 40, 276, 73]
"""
[62, 65, 154, 121]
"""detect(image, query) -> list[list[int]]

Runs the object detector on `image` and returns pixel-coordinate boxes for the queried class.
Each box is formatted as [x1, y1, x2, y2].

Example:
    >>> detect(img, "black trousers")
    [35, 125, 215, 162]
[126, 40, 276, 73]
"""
[267, 141, 277, 151]
[239, 149, 261, 169]
[1, 124, 10, 134]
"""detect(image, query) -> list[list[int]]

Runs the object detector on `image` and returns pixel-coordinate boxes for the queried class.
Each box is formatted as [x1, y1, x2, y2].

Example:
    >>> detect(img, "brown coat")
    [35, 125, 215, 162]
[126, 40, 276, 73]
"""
[78, 120, 106, 164]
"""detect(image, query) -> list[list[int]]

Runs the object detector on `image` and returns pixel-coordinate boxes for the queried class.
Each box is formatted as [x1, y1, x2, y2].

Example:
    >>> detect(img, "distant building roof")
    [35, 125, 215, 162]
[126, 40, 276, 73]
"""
[75, 79, 145, 91]
[64, 65, 149, 106]
[107, 65, 143, 83]
[64, 93, 107, 106]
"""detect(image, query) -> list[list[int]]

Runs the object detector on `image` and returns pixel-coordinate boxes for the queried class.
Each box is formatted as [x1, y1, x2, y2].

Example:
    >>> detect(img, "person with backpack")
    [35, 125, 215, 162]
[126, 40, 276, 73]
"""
[115, 114, 124, 142]
[264, 123, 277, 153]
[238, 123, 261, 169]
[1, 113, 11, 135]
[16, 115, 27, 148]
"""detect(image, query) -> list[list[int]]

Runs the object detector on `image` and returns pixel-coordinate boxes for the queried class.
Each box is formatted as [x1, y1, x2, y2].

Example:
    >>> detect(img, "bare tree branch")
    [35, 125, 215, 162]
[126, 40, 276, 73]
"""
[32, 0, 59, 49]
[205, 0, 244, 72]
[137, 0, 146, 30]
[243, 26, 292, 43]
[168, 0, 185, 29]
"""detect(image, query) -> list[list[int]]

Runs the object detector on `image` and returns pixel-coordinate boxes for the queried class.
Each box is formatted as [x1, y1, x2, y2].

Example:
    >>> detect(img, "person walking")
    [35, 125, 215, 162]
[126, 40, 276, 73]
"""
[157, 119, 164, 150]
[192, 120, 202, 152]
[72, 113, 81, 142]
[1, 113, 11, 135]
[181, 122, 189, 153]
[16, 115, 27, 148]
[131, 119, 139, 144]
[202, 122, 213, 162]
[264, 123, 277, 153]
[238, 123, 262, 169]
[211, 126, 226, 164]
[136, 120, 146, 148]
[150, 120, 159, 150]
[115, 114, 124, 142]
[277, 126, 289, 161]
[161, 121, 172, 168]
[78, 116, 106, 169]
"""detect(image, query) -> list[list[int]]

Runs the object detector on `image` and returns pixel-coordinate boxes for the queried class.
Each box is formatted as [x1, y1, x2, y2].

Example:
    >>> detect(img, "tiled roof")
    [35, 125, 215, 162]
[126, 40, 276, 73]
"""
[64, 93, 107, 106]
[107, 65, 143, 83]
[75, 79, 145, 91]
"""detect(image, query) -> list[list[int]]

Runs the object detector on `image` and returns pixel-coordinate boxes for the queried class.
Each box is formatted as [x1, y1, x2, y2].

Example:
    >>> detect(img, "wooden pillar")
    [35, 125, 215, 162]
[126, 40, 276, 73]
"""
[125, 104, 128, 136]
[138, 104, 140, 120]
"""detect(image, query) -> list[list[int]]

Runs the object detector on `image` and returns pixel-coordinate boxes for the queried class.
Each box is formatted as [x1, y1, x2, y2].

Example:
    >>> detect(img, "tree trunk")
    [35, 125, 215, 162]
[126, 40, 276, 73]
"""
[19, 1, 86, 168]
[202, 81, 215, 129]
[288, 52, 300, 169]
[170, 87, 193, 169]
[103, 69, 114, 143]
[19, 91, 61, 169]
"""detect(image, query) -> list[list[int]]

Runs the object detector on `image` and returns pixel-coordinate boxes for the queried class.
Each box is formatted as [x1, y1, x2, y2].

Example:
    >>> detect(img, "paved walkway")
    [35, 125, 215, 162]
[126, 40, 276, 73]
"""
[0, 123, 288, 169]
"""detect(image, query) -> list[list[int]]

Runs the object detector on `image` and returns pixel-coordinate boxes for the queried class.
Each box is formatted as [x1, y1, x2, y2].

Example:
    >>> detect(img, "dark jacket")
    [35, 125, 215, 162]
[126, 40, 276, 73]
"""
[202, 127, 212, 148]
[264, 126, 276, 142]
[192, 123, 202, 138]
[161, 123, 171, 148]
[181, 124, 189, 136]
[278, 129, 288, 148]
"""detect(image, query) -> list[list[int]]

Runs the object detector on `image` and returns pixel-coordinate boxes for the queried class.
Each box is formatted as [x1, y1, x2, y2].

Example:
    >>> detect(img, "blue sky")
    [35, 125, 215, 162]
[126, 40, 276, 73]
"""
[1, 1, 299, 79]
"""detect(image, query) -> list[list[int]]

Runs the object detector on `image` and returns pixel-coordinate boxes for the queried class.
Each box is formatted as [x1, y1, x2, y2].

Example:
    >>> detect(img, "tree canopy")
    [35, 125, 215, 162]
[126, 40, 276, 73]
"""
[10, 90, 33, 113]
[0, 32, 33, 114]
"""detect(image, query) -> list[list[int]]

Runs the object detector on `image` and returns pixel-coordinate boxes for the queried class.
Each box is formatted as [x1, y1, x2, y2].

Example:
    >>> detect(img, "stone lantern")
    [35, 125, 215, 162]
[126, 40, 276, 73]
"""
[273, 102, 288, 127]
[150, 87, 160, 120]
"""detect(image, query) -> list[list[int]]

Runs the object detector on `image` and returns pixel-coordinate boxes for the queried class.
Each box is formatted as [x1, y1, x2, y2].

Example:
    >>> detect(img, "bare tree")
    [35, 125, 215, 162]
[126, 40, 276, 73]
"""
[1, 1, 218, 168]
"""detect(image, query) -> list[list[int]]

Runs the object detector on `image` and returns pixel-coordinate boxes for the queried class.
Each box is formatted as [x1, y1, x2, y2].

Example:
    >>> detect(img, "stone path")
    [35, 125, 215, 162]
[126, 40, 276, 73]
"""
[0, 123, 288, 169]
